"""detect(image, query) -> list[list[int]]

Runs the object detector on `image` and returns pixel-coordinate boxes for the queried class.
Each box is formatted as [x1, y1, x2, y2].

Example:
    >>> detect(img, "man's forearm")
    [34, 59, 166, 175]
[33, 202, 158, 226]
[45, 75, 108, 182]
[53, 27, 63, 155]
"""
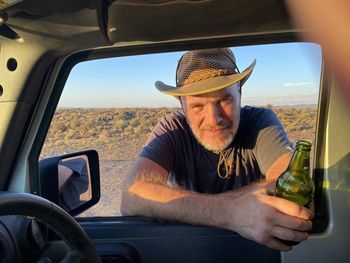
[121, 179, 271, 229]
[121, 180, 228, 228]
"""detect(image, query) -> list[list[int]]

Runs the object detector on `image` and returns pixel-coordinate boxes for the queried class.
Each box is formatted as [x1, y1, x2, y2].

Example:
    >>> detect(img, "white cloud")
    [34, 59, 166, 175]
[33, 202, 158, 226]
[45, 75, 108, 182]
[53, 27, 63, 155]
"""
[283, 82, 317, 88]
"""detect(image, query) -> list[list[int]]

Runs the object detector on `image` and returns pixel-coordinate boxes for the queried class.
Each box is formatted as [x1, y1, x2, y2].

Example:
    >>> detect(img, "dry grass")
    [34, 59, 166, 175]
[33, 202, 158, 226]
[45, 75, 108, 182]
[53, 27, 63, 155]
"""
[40, 107, 317, 216]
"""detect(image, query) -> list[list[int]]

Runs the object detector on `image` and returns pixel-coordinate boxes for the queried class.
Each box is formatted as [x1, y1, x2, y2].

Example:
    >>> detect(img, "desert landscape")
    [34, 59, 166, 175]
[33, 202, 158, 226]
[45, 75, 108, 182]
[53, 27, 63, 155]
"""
[40, 106, 317, 217]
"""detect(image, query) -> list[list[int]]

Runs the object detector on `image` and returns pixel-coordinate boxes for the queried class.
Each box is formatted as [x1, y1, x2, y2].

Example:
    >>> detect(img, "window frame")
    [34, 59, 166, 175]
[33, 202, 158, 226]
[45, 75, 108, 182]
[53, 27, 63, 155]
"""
[29, 38, 328, 234]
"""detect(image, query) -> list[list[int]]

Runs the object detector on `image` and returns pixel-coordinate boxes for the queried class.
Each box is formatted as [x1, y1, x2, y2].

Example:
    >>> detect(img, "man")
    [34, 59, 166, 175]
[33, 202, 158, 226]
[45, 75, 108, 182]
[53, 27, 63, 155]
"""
[121, 48, 313, 251]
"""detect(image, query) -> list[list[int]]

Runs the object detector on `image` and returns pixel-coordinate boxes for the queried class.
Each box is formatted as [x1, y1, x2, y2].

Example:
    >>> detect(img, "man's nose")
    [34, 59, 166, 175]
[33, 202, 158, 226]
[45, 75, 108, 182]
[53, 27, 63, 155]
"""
[207, 104, 223, 125]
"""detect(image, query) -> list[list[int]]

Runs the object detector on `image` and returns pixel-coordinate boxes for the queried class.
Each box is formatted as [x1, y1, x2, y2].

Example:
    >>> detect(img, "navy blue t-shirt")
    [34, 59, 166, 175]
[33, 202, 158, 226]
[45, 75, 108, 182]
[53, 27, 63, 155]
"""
[140, 106, 292, 194]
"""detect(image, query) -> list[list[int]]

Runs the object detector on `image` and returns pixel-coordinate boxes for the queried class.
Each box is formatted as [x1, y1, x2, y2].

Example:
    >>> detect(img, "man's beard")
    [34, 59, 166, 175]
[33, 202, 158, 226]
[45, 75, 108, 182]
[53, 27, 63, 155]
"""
[189, 121, 237, 153]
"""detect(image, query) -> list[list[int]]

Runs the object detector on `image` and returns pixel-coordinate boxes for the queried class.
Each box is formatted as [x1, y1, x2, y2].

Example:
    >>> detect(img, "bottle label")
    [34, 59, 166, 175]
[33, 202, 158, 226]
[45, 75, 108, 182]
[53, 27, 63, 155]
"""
[303, 159, 309, 170]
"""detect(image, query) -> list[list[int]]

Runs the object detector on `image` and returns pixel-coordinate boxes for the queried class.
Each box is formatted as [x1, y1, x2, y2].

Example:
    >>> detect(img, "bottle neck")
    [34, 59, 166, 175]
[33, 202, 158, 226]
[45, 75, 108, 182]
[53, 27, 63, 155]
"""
[288, 147, 311, 175]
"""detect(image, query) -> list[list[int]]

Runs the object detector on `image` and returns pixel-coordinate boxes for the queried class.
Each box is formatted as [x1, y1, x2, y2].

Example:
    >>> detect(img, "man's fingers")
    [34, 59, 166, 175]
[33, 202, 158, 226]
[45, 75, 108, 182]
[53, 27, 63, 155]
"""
[273, 211, 313, 231]
[264, 182, 276, 195]
[271, 226, 309, 243]
[265, 237, 293, 252]
[306, 200, 315, 219]
[265, 195, 313, 219]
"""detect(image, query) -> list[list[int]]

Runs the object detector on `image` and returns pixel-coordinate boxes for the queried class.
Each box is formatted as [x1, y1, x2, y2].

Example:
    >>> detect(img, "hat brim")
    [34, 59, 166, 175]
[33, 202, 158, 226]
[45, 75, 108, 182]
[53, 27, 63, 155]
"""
[155, 59, 256, 96]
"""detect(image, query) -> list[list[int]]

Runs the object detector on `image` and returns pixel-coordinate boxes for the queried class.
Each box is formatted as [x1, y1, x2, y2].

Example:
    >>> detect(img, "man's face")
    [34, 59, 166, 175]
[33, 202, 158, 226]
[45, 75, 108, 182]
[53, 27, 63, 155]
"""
[182, 83, 241, 153]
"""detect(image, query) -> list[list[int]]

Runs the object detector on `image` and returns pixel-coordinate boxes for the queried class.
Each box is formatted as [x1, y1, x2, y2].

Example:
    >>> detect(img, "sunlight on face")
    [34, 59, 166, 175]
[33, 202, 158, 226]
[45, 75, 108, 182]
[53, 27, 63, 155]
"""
[182, 84, 241, 153]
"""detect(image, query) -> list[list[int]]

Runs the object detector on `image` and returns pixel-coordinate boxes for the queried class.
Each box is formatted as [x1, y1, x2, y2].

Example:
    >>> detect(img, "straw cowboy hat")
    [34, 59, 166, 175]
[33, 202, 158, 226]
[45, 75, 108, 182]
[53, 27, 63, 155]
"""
[155, 48, 256, 96]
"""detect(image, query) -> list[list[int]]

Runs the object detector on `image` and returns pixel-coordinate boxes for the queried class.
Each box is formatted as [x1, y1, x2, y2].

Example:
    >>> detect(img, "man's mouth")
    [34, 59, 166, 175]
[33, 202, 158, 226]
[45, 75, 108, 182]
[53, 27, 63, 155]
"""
[203, 126, 231, 134]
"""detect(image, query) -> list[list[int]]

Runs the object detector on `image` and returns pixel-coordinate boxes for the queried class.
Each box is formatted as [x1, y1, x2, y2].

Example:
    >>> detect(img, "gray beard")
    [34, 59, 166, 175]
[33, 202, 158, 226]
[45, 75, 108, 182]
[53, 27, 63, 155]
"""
[190, 126, 235, 153]
[183, 109, 238, 153]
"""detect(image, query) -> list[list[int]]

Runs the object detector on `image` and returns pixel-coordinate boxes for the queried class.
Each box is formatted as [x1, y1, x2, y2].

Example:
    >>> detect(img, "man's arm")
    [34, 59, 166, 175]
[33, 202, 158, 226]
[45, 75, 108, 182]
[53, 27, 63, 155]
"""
[58, 164, 73, 191]
[121, 156, 312, 251]
[265, 152, 292, 182]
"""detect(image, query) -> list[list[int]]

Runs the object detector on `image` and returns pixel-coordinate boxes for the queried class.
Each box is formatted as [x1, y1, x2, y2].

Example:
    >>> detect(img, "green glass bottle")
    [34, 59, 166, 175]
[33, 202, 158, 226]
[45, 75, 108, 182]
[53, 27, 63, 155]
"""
[274, 140, 314, 246]
[275, 140, 314, 206]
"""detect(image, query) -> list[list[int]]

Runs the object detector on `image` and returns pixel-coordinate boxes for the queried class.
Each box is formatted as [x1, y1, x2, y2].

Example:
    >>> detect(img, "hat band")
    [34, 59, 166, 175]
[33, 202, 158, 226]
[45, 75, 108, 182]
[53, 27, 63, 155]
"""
[178, 68, 236, 87]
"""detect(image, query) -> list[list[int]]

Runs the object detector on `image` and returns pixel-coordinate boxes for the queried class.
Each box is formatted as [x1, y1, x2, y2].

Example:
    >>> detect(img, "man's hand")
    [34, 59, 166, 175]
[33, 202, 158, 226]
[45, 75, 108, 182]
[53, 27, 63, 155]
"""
[220, 183, 313, 251]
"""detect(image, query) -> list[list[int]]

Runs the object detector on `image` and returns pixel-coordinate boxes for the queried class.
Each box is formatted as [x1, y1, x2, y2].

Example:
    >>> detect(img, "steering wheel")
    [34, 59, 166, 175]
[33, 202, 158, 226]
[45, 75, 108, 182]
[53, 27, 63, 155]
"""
[0, 192, 101, 263]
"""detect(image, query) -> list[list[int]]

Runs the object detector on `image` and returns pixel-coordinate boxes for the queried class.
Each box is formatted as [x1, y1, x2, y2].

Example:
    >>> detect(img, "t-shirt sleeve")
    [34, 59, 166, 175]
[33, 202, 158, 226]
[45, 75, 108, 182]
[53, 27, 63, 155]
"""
[253, 109, 293, 174]
[139, 114, 179, 172]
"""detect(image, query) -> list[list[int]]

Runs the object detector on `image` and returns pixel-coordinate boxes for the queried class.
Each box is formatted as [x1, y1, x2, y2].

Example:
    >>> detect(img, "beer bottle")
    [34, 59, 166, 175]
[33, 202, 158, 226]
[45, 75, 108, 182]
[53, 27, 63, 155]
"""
[275, 140, 314, 206]
[274, 140, 314, 246]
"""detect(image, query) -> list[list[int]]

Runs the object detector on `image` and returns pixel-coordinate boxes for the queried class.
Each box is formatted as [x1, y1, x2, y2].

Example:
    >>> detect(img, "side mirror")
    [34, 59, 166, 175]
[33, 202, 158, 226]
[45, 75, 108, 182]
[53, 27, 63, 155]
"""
[39, 149, 100, 216]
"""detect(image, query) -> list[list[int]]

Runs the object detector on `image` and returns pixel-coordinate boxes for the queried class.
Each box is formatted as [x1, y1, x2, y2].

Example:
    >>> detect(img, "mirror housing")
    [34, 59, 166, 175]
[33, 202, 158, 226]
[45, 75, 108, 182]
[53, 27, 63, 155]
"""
[39, 149, 100, 216]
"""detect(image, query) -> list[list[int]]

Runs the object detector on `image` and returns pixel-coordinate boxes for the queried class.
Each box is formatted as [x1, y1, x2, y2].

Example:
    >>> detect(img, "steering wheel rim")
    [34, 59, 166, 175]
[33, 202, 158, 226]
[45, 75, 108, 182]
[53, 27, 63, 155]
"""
[0, 192, 101, 263]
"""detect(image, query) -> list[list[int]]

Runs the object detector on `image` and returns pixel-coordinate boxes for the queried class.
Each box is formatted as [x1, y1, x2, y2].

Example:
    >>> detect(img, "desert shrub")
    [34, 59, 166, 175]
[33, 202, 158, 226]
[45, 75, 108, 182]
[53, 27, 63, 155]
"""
[134, 126, 143, 135]
[64, 129, 78, 140]
[129, 118, 140, 128]
[69, 117, 80, 130]
[98, 130, 110, 141]
[123, 111, 136, 121]
[113, 119, 127, 132]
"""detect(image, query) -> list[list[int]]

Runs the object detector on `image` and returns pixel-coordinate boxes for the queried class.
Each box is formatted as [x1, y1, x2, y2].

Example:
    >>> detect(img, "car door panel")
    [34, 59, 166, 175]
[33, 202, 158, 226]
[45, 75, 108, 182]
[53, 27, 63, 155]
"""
[80, 217, 280, 263]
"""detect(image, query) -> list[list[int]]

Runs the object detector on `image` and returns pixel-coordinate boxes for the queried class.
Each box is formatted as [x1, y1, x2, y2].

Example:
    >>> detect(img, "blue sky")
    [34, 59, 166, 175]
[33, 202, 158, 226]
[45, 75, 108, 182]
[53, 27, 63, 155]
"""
[60, 42, 322, 108]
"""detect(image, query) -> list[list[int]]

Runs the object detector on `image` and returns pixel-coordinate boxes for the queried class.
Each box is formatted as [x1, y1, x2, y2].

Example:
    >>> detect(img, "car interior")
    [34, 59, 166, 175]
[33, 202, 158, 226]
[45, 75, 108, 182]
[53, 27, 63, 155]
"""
[0, 0, 349, 262]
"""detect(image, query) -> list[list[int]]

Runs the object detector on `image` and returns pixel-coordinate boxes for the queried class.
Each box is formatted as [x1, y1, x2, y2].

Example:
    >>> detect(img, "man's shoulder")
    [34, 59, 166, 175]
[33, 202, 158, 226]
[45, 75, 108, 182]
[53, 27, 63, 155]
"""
[158, 110, 188, 128]
[162, 110, 186, 121]
[241, 106, 275, 121]
[238, 106, 280, 135]
[241, 105, 274, 114]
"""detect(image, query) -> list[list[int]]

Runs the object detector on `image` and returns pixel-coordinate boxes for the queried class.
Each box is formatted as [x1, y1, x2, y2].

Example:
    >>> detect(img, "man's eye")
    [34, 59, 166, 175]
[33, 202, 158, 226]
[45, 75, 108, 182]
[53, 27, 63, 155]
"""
[192, 105, 203, 111]
[221, 98, 232, 104]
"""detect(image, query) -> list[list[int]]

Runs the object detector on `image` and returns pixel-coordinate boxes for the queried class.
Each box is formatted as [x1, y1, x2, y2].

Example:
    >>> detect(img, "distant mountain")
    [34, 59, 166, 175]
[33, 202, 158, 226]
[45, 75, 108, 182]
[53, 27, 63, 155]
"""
[242, 93, 319, 108]
[272, 104, 318, 109]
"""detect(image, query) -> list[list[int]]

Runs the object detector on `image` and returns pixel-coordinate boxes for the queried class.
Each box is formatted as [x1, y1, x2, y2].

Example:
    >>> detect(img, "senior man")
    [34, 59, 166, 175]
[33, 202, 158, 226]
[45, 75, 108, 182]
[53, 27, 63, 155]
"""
[121, 48, 313, 251]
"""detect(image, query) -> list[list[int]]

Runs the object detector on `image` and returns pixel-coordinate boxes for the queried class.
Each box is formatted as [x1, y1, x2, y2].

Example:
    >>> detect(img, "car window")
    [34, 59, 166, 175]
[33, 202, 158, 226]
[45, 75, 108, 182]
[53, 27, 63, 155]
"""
[40, 43, 322, 217]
